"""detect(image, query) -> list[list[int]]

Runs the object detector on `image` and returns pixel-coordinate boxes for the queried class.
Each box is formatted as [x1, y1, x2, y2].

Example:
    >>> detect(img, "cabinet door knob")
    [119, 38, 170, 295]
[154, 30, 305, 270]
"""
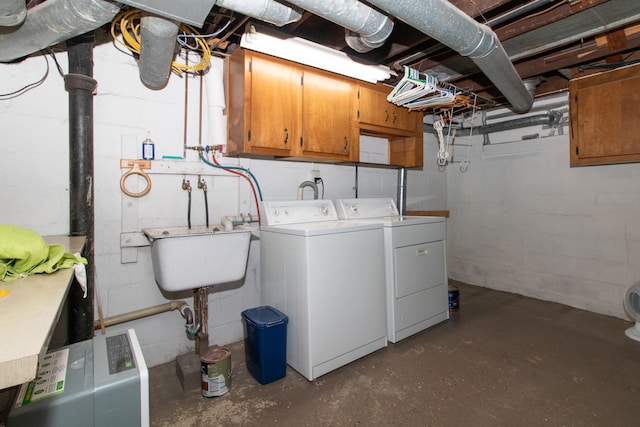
[385, 110, 389, 122]
[392, 111, 397, 123]
[343, 136, 349, 152]
[284, 128, 289, 144]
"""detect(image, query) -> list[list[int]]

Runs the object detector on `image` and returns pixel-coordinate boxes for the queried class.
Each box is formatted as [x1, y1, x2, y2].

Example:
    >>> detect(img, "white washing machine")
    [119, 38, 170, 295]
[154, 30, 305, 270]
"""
[336, 197, 449, 343]
[260, 199, 387, 381]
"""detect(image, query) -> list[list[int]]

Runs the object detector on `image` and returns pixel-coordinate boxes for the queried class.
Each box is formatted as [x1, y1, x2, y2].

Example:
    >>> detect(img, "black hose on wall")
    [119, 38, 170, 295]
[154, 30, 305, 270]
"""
[65, 33, 96, 342]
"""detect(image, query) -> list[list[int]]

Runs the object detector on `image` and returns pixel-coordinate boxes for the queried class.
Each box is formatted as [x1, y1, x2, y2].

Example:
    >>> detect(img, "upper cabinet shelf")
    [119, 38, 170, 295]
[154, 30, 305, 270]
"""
[225, 49, 424, 168]
[356, 83, 423, 133]
[570, 63, 640, 167]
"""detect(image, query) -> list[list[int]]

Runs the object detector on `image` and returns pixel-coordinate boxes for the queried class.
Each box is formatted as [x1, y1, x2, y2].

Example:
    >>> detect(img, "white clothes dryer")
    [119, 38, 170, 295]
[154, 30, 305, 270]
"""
[336, 197, 448, 343]
[260, 199, 387, 381]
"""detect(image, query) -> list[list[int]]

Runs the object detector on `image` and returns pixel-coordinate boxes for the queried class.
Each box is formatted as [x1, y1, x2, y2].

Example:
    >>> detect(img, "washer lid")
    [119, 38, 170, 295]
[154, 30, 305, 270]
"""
[260, 219, 381, 237]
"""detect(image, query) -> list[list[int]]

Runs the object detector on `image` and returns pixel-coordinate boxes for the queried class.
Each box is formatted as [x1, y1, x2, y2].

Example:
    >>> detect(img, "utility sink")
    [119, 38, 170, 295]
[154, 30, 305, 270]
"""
[143, 225, 251, 292]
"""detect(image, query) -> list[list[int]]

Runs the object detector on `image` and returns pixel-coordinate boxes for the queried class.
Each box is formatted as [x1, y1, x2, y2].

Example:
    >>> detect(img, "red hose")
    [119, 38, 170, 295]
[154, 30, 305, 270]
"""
[209, 151, 261, 225]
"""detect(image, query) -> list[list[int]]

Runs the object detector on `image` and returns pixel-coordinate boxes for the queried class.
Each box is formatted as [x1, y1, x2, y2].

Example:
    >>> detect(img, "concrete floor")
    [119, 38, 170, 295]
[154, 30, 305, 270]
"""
[149, 281, 640, 426]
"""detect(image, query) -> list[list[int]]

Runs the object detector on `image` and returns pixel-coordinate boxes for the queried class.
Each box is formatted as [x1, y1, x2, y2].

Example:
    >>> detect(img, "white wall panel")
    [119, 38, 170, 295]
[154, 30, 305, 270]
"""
[446, 94, 640, 319]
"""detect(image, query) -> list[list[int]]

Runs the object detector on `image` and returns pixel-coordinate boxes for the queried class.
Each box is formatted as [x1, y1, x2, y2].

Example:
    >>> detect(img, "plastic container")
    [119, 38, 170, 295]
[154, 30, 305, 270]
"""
[141, 138, 154, 160]
[241, 306, 288, 385]
[448, 285, 460, 311]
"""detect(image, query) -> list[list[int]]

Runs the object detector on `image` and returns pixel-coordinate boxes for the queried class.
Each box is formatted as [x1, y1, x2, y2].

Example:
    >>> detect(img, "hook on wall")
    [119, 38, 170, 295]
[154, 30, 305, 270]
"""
[120, 159, 152, 198]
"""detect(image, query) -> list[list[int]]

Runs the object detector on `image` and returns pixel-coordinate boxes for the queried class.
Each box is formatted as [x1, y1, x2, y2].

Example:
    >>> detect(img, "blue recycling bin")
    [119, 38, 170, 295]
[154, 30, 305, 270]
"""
[241, 306, 288, 385]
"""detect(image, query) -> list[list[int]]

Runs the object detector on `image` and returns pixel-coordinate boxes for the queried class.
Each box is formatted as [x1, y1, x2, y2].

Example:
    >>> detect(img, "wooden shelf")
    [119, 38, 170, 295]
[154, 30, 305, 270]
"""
[0, 235, 86, 390]
[406, 210, 450, 218]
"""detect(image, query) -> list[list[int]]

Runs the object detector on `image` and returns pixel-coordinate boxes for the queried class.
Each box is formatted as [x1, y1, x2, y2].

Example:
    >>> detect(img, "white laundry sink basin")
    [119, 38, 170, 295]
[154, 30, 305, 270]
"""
[143, 225, 251, 292]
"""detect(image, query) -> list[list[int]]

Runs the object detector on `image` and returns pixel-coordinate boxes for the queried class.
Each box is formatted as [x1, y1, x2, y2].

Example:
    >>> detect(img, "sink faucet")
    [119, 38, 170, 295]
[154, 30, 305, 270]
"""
[297, 180, 318, 200]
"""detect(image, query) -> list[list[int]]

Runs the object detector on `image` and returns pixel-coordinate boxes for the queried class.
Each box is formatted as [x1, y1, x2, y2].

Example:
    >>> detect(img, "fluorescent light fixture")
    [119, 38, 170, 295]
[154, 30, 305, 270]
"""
[240, 29, 395, 84]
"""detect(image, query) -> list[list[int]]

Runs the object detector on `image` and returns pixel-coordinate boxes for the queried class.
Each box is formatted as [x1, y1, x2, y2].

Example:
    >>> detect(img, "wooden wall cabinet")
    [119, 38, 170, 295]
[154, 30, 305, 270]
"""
[570, 63, 640, 166]
[226, 49, 423, 167]
[226, 49, 356, 161]
[357, 82, 424, 168]
[300, 68, 357, 160]
[357, 84, 421, 132]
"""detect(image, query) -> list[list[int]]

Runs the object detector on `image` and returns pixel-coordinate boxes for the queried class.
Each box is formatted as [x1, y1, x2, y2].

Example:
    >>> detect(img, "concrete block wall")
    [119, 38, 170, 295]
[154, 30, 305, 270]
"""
[408, 137, 447, 211]
[445, 94, 640, 319]
[1, 42, 447, 366]
[7, 39, 635, 364]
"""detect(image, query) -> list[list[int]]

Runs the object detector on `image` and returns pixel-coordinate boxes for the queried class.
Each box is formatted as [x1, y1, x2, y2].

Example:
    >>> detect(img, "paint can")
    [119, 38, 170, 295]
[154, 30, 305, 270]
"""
[448, 285, 460, 312]
[200, 347, 232, 397]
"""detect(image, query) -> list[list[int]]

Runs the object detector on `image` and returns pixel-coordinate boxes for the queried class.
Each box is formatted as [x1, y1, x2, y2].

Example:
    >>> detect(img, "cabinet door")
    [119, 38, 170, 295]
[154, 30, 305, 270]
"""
[301, 69, 355, 159]
[248, 54, 299, 153]
[358, 86, 419, 131]
[570, 63, 640, 166]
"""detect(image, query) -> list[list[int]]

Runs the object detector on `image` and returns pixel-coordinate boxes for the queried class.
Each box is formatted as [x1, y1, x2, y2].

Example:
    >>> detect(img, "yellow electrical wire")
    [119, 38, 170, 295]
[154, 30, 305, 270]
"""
[110, 9, 212, 77]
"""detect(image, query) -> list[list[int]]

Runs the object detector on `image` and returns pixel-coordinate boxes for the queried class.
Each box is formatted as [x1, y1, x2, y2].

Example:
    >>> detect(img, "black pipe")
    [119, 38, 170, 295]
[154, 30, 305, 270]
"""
[65, 33, 96, 342]
[188, 190, 192, 229]
[354, 164, 359, 198]
[204, 189, 209, 228]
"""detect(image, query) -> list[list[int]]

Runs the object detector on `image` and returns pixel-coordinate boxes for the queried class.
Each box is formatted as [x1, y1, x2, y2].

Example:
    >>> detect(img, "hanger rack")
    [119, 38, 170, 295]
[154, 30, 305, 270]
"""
[387, 66, 495, 114]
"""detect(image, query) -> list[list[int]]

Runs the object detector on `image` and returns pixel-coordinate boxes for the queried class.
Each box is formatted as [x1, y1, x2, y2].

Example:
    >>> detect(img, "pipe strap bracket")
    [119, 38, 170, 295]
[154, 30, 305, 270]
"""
[64, 73, 97, 94]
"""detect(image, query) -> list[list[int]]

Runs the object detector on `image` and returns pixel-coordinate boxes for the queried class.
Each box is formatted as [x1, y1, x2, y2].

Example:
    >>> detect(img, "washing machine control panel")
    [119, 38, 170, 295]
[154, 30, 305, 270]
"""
[262, 200, 338, 225]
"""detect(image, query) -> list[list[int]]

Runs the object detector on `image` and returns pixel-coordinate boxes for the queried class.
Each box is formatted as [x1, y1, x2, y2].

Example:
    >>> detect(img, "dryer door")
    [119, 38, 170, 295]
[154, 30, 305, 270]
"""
[394, 240, 445, 298]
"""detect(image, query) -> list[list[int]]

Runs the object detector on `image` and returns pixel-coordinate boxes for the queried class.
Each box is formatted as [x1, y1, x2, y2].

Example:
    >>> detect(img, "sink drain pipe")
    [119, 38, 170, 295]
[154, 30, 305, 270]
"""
[94, 301, 195, 331]
[66, 33, 97, 343]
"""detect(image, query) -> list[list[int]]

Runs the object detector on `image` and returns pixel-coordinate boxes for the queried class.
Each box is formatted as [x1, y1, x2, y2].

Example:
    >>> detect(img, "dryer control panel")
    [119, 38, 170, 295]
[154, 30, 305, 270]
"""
[336, 198, 398, 219]
[262, 200, 338, 225]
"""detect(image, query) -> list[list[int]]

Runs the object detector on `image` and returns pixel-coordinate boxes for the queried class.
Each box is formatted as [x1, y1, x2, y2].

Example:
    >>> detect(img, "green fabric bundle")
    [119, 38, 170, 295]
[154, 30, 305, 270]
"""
[0, 224, 87, 281]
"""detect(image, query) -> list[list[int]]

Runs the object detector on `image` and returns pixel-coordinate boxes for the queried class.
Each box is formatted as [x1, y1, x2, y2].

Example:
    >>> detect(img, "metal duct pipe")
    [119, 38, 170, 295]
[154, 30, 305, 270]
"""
[215, 0, 301, 27]
[0, 0, 27, 27]
[286, 0, 393, 53]
[438, 112, 563, 137]
[367, 0, 533, 113]
[139, 12, 179, 89]
[0, 0, 120, 63]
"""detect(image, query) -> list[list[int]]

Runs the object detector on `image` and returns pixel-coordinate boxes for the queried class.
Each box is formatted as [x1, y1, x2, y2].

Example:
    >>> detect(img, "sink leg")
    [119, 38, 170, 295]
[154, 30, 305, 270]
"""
[194, 287, 209, 355]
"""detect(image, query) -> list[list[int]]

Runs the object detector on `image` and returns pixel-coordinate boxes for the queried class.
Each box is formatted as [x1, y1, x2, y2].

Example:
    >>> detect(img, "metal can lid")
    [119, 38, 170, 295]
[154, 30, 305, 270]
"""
[200, 347, 230, 364]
